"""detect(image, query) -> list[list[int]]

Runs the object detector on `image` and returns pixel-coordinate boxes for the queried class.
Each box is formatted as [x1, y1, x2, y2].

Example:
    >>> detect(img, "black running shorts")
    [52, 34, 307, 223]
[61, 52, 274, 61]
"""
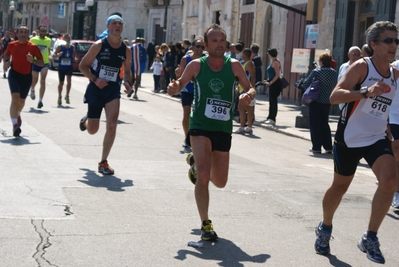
[333, 138, 393, 176]
[187, 129, 232, 152]
[8, 68, 32, 99]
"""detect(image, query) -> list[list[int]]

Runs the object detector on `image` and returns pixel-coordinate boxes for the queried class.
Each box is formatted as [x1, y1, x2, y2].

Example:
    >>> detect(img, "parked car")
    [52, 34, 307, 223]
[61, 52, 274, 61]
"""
[71, 40, 94, 72]
[50, 38, 66, 70]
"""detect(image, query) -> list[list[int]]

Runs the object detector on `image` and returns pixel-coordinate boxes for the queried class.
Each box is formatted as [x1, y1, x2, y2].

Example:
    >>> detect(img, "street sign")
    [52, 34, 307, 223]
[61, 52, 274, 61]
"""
[291, 48, 310, 73]
[40, 16, 50, 26]
[16, 12, 22, 19]
[58, 3, 65, 18]
[305, 24, 319, 49]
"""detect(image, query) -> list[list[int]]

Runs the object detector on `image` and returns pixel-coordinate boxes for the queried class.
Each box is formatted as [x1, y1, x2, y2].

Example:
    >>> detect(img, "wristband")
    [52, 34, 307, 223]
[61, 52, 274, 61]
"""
[247, 92, 253, 100]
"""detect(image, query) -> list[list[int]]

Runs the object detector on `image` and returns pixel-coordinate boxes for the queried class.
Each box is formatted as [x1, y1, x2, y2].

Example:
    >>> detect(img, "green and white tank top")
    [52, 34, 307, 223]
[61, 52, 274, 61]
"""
[190, 56, 236, 134]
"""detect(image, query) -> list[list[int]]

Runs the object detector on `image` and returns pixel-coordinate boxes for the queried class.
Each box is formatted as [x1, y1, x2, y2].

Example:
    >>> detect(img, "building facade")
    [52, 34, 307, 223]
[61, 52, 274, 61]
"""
[1, 0, 399, 103]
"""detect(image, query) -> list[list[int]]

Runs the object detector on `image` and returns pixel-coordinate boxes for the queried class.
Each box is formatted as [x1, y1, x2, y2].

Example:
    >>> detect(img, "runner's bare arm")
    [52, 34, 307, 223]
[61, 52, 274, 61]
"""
[79, 40, 102, 82]
[167, 60, 200, 96]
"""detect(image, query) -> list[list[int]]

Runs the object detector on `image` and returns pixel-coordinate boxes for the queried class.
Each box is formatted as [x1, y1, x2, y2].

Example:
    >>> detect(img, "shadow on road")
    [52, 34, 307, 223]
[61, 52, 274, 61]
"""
[326, 254, 353, 267]
[175, 229, 270, 266]
[78, 168, 133, 192]
[0, 136, 40, 146]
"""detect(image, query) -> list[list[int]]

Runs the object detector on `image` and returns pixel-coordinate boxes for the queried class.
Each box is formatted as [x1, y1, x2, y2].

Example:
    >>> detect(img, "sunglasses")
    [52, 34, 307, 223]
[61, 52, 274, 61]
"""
[195, 45, 205, 49]
[377, 37, 399, 45]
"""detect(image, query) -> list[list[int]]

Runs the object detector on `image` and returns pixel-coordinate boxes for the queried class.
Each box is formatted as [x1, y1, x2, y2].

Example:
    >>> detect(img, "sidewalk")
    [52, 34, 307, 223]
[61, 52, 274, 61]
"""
[138, 72, 338, 141]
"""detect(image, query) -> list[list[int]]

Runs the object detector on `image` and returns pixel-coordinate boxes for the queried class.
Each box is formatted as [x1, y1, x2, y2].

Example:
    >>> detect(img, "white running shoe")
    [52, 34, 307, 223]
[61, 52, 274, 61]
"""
[244, 126, 253, 134]
[265, 119, 275, 125]
[235, 127, 244, 134]
[30, 89, 36, 100]
[392, 191, 399, 208]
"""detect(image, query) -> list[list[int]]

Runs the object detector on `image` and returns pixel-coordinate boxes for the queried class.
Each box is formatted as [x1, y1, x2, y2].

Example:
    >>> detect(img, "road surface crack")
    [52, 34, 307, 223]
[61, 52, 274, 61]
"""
[31, 219, 59, 267]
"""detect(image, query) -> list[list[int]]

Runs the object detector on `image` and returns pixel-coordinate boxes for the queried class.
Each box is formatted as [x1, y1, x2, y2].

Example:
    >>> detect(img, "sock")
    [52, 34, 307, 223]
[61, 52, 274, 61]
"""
[39, 98, 43, 102]
[321, 223, 332, 230]
[30, 87, 34, 91]
[366, 230, 377, 238]
[11, 118, 17, 125]
[18, 111, 21, 117]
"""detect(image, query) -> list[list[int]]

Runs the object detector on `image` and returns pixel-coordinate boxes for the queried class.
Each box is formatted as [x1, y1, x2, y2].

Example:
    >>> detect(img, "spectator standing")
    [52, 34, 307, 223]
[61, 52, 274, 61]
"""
[263, 48, 283, 125]
[235, 48, 256, 134]
[147, 38, 157, 70]
[337, 46, 361, 110]
[182, 39, 191, 54]
[302, 53, 337, 154]
[166, 44, 178, 83]
[2, 31, 14, 78]
[150, 54, 163, 92]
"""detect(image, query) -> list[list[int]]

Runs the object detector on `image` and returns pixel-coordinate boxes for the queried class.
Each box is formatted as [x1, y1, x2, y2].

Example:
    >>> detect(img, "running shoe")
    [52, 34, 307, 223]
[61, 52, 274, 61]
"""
[57, 96, 62, 106]
[186, 153, 196, 184]
[37, 101, 43, 109]
[127, 89, 134, 97]
[265, 119, 275, 125]
[201, 220, 218, 241]
[98, 160, 115, 175]
[30, 89, 36, 100]
[188, 166, 197, 185]
[12, 124, 21, 137]
[182, 139, 190, 149]
[357, 233, 385, 264]
[79, 115, 88, 131]
[315, 221, 332, 255]
[3, 73, 6, 79]
[133, 94, 138, 100]
[65, 95, 70, 104]
[244, 126, 253, 134]
[392, 191, 399, 208]
[186, 152, 195, 166]
[235, 127, 244, 134]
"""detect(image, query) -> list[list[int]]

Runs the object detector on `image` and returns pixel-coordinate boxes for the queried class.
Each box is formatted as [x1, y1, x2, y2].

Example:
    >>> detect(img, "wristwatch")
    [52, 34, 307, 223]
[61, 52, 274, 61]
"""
[360, 86, 368, 98]
[92, 76, 97, 82]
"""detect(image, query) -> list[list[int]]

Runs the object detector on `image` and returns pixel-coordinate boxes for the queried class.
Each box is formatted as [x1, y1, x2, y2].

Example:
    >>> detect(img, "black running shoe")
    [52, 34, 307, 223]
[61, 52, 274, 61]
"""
[13, 124, 21, 137]
[357, 233, 385, 264]
[315, 221, 332, 255]
[201, 220, 218, 241]
[37, 101, 43, 109]
[79, 115, 88, 131]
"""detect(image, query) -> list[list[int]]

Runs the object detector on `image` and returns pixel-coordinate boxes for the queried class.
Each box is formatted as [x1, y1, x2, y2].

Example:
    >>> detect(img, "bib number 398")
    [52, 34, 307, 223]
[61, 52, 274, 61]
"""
[204, 98, 231, 121]
[99, 65, 119, 82]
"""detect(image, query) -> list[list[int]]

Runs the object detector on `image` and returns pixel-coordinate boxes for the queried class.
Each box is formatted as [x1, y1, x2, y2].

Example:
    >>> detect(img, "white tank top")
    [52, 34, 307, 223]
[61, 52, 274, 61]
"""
[389, 60, 399, 124]
[335, 57, 396, 147]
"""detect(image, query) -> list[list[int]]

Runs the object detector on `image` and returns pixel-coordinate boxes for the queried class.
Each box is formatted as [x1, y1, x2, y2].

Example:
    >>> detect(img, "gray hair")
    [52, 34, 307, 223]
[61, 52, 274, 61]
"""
[348, 46, 361, 53]
[365, 21, 398, 48]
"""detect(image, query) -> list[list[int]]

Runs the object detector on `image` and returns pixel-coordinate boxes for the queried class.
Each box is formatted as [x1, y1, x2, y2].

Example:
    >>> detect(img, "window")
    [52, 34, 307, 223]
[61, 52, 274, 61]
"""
[244, 0, 255, 5]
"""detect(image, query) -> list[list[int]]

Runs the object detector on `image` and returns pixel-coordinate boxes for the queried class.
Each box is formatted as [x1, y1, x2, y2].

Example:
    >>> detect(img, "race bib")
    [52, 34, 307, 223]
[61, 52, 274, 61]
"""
[204, 98, 232, 121]
[38, 45, 47, 53]
[361, 96, 391, 121]
[60, 58, 71, 66]
[98, 65, 119, 82]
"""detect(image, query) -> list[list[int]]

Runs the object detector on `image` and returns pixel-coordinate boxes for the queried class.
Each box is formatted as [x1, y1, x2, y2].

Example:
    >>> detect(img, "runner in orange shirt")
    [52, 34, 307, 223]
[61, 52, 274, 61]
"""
[4, 25, 43, 136]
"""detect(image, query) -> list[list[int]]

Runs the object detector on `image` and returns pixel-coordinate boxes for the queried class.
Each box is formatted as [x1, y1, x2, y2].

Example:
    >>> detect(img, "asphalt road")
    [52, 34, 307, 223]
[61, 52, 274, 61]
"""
[0, 69, 398, 267]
